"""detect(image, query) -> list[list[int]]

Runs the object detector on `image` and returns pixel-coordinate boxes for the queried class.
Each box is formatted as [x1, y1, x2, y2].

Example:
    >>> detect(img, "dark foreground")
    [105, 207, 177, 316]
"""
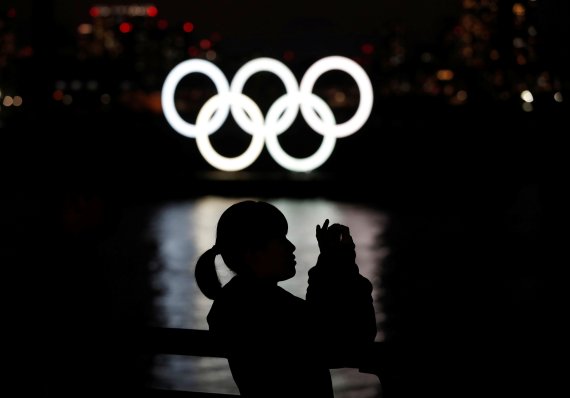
[2, 100, 559, 397]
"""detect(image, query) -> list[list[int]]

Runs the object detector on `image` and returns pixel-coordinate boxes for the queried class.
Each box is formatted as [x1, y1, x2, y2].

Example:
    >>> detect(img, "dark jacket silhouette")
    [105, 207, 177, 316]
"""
[196, 201, 376, 397]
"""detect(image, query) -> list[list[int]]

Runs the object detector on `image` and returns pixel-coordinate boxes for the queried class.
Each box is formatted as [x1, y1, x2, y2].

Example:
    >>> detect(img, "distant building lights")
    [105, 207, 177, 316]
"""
[516, 54, 527, 65]
[183, 22, 194, 33]
[2, 94, 23, 107]
[77, 24, 93, 35]
[206, 50, 217, 61]
[147, 6, 158, 17]
[119, 22, 133, 33]
[99, 7, 111, 17]
[199, 39, 211, 50]
[333, 91, 346, 105]
[361, 43, 374, 55]
[53, 90, 64, 101]
[512, 3, 526, 16]
[2, 96, 13, 107]
[522, 102, 533, 112]
[436, 69, 454, 81]
[127, 6, 147, 16]
[188, 46, 199, 57]
[528, 26, 537, 37]
[89, 7, 100, 18]
[456, 90, 468, 102]
[520, 90, 534, 103]
[513, 37, 525, 48]
[283, 51, 295, 62]
[157, 19, 168, 29]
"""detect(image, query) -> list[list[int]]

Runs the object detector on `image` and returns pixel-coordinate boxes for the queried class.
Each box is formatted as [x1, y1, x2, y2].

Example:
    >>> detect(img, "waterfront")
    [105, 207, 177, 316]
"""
[2, 175, 548, 397]
[148, 196, 389, 397]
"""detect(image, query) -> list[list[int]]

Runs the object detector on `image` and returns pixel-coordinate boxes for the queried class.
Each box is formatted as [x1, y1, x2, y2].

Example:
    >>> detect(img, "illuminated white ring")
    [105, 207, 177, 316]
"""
[161, 59, 230, 138]
[265, 93, 336, 172]
[300, 56, 373, 138]
[195, 93, 266, 172]
[162, 56, 374, 171]
[230, 57, 300, 136]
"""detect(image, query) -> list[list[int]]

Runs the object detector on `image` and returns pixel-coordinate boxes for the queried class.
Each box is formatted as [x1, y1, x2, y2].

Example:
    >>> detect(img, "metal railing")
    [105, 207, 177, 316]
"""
[142, 327, 386, 397]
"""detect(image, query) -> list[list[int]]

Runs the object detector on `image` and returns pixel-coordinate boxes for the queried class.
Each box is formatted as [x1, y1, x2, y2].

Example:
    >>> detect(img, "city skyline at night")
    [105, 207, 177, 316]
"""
[2, 1, 567, 111]
[0, 1, 567, 182]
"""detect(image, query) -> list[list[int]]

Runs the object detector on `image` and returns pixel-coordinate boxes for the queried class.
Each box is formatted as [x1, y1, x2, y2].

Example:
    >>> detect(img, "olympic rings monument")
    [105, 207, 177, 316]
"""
[161, 56, 373, 172]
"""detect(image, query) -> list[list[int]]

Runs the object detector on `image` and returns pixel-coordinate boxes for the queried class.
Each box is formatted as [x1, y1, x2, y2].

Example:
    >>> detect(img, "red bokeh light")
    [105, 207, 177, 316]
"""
[119, 22, 132, 33]
[89, 7, 100, 18]
[183, 22, 194, 33]
[53, 90, 64, 101]
[283, 51, 295, 62]
[146, 6, 158, 17]
[188, 47, 199, 57]
[157, 19, 168, 30]
[199, 39, 211, 50]
[361, 43, 375, 55]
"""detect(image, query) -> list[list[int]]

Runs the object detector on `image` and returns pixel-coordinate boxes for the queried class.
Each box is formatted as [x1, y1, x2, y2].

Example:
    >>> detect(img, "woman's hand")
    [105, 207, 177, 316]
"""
[316, 219, 356, 262]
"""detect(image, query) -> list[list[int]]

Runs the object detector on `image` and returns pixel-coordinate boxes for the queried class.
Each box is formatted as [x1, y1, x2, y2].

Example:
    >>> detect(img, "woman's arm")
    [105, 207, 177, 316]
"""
[306, 220, 378, 367]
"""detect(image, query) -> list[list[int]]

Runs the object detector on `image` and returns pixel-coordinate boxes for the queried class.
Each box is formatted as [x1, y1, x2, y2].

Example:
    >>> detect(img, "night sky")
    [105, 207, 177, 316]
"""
[45, 0, 463, 45]
[12, 0, 568, 67]
[146, 0, 462, 43]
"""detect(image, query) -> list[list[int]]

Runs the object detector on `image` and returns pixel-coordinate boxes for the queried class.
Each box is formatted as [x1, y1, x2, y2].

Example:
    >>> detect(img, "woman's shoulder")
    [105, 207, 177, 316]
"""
[211, 276, 252, 307]
[207, 277, 307, 331]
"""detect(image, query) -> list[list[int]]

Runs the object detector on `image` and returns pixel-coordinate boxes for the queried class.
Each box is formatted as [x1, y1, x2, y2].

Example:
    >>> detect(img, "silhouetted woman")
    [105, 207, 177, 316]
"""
[195, 200, 377, 397]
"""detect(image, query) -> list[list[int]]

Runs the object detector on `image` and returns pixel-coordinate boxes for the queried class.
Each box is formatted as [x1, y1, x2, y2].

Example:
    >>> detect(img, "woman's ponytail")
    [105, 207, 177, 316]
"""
[195, 246, 222, 300]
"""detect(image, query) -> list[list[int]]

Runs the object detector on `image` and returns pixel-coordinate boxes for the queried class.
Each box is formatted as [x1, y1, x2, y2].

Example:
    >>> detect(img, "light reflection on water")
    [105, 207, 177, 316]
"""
[150, 196, 389, 397]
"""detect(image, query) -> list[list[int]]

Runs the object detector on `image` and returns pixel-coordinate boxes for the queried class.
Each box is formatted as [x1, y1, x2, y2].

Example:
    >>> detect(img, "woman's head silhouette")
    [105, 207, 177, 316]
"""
[195, 200, 296, 299]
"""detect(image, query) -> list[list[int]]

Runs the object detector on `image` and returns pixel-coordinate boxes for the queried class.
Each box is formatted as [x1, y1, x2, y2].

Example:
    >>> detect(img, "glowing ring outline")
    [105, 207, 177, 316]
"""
[195, 93, 266, 172]
[265, 93, 337, 172]
[161, 56, 373, 171]
[230, 57, 300, 137]
[161, 59, 230, 138]
[300, 56, 374, 138]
